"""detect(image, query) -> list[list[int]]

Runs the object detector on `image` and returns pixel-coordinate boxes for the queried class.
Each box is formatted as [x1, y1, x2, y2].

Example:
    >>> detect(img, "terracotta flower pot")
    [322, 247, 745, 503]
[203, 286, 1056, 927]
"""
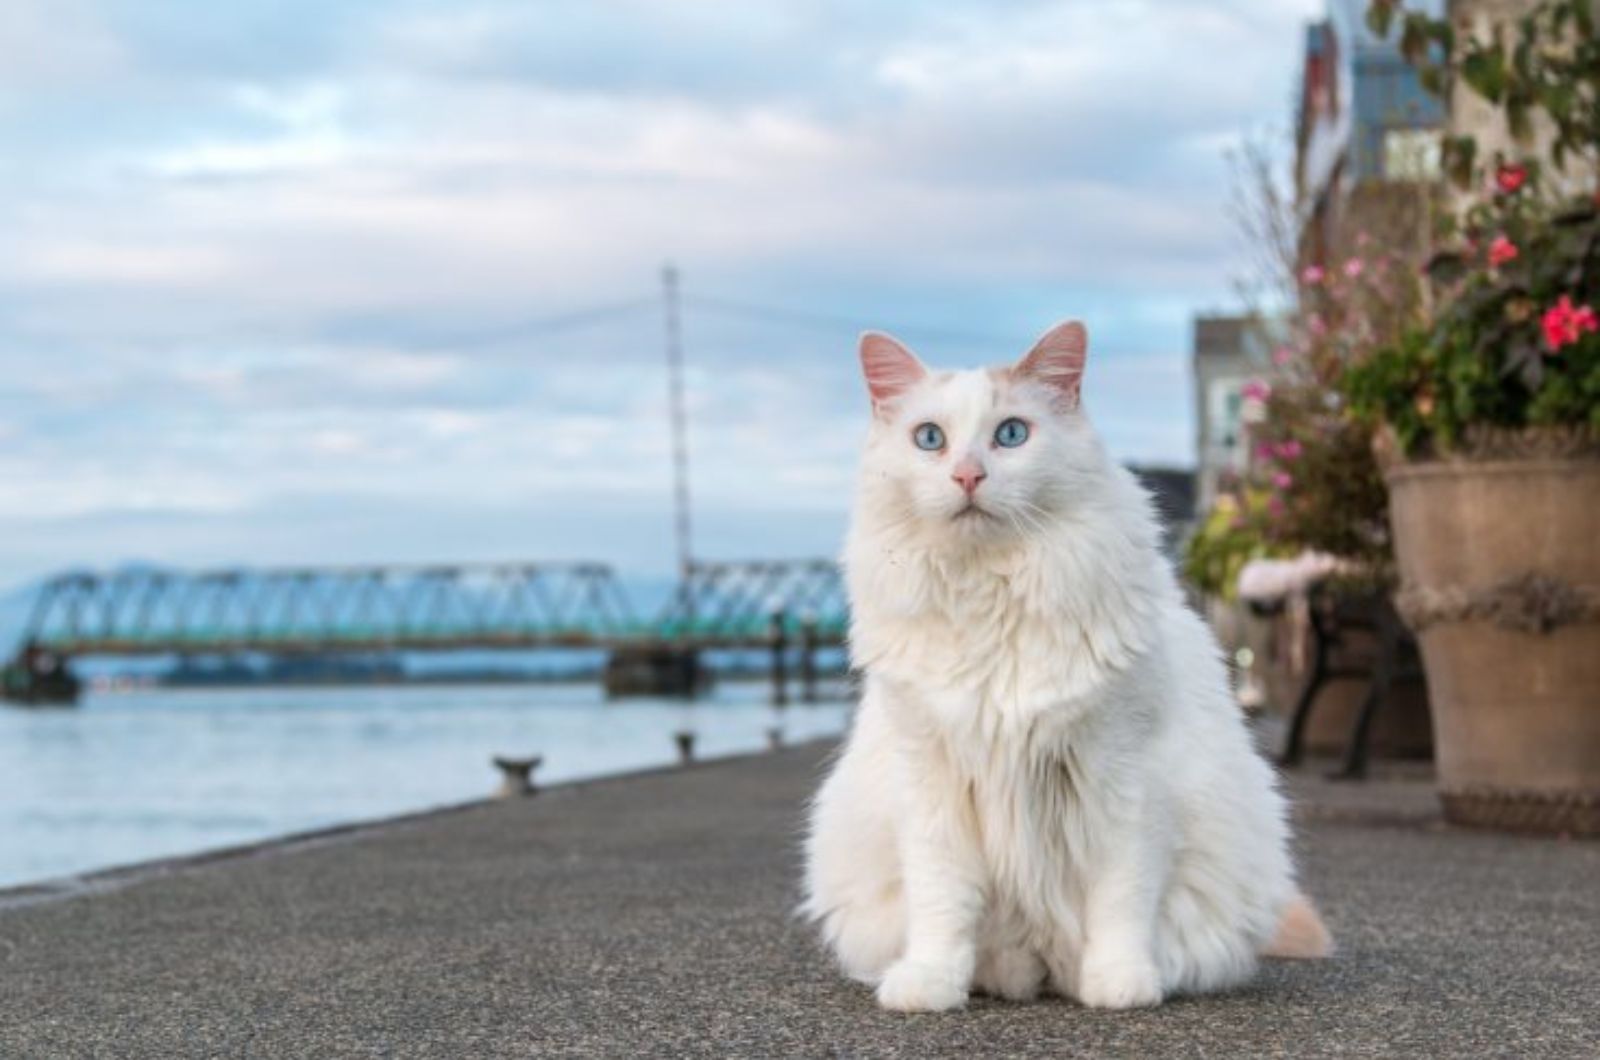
[1385, 431, 1600, 836]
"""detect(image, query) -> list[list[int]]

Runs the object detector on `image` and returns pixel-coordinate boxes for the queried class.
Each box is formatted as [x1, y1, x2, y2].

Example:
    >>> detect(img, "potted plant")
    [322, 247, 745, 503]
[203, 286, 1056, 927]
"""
[1344, 1, 1600, 834]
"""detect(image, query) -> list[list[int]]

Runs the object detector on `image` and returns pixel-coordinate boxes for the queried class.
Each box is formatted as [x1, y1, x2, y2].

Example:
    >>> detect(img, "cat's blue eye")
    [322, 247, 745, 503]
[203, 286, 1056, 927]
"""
[994, 418, 1030, 448]
[912, 422, 945, 451]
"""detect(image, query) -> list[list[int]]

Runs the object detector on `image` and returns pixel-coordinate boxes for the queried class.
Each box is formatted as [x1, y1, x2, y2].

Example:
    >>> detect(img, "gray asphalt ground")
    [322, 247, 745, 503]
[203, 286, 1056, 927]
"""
[1, 743, 1596, 1059]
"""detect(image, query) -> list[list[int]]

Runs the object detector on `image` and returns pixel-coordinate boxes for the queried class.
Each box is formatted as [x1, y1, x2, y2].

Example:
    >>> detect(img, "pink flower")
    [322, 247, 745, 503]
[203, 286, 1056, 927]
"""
[1240, 379, 1271, 402]
[1301, 265, 1325, 284]
[1541, 295, 1599, 353]
[1272, 471, 1294, 491]
[1342, 257, 1364, 278]
[1277, 439, 1303, 461]
[1487, 236, 1519, 267]
[1272, 346, 1293, 367]
[1495, 164, 1528, 194]
[1308, 314, 1328, 337]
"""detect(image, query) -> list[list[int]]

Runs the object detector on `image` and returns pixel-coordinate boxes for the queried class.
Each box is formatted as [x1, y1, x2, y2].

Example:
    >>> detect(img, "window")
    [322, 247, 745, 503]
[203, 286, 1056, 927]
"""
[1208, 379, 1245, 462]
[1384, 128, 1441, 180]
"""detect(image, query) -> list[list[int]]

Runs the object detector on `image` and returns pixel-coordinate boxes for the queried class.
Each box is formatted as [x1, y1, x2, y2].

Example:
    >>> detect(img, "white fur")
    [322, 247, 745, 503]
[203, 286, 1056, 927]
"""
[803, 330, 1298, 1012]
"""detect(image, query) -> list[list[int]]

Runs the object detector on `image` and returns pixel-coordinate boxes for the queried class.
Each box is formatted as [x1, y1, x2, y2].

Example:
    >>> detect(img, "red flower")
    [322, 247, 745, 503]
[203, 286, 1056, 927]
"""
[1541, 295, 1599, 353]
[1495, 164, 1528, 194]
[1487, 236, 1519, 267]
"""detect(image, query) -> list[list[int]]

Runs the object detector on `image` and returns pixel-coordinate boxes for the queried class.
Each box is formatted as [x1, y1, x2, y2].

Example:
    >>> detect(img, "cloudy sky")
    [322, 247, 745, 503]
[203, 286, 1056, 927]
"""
[0, 0, 1318, 588]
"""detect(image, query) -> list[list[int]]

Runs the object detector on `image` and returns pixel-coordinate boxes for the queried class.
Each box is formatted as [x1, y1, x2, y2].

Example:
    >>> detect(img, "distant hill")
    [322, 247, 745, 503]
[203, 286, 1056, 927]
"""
[1128, 465, 1198, 554]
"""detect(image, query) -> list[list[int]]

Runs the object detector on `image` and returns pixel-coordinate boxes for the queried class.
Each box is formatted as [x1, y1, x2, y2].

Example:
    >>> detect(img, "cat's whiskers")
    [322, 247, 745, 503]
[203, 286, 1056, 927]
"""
[1002, 498, 1050, 538]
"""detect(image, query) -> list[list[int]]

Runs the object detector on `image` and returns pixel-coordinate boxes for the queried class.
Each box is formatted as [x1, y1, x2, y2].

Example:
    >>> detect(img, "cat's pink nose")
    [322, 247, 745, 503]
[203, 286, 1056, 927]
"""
[951, 458, 987, 496]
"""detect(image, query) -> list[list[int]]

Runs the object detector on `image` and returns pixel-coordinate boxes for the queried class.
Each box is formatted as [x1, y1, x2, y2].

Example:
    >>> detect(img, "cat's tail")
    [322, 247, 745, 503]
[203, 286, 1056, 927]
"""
[1261, 892, 1333, 959]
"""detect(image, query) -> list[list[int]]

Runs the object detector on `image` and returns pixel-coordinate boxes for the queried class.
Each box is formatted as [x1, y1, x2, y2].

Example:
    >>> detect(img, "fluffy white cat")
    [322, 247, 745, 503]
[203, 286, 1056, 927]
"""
[803, 321, 1330, 1013]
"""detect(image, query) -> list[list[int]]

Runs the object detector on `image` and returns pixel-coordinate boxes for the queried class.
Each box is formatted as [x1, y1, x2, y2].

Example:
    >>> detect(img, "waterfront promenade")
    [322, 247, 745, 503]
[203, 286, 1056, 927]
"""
[1, 745, 1596, 1058]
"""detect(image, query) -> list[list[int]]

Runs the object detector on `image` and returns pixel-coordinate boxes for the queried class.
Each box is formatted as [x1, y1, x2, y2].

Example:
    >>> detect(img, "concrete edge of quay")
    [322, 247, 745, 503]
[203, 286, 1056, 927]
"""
[0, 736, 841, 913]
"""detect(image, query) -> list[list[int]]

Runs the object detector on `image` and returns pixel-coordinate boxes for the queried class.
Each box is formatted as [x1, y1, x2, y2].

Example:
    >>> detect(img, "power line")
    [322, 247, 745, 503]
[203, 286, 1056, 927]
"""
[403, 287, 1032, 355]
[684, 294, 1032, 349]
[411, 298, 657, 351]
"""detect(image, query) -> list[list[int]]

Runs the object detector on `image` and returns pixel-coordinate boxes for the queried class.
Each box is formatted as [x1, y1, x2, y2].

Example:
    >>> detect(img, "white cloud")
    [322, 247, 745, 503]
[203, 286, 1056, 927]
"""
[21, 241, 238, 284]
[0, 0, 1320, 586]
[148, 83, 354, 179]
[0, 0, 127, 92]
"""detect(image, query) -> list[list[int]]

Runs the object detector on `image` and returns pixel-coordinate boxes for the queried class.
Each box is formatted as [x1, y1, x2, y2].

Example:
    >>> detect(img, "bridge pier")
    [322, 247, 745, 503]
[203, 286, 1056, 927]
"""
[799, 617, 819, 704]
[1, 643, 81, 707]
[603, 647, 707, 698]
[768, 610, 788, 707]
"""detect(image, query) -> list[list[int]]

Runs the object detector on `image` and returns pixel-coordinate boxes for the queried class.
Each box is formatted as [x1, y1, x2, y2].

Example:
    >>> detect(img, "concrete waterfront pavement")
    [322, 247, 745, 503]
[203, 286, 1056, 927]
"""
[1, 744, 1596, 1058]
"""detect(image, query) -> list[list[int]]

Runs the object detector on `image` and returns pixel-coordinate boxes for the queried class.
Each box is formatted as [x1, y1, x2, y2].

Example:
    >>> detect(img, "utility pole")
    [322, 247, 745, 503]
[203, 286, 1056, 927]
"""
[661, 264, 693, 587]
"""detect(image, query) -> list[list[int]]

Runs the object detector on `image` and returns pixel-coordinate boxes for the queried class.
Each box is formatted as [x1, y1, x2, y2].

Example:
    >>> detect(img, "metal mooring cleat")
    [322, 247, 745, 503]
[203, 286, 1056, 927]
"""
[491, 755, 543, 798]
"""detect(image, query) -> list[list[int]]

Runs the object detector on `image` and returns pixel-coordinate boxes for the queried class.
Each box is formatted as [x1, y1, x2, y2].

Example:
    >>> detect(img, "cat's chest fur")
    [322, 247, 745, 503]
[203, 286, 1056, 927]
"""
[849, 540, 1164, 730]
[852, 539, 1170, 884]
[872, 610, 1156, 942]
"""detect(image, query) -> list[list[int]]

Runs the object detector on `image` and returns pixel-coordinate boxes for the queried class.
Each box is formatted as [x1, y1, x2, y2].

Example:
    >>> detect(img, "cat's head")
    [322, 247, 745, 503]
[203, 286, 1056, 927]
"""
[854, 320, 1107, 543]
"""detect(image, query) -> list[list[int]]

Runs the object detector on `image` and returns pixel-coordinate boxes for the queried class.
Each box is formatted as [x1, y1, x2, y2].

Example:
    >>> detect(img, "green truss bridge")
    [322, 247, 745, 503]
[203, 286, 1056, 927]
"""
[2, 560, 848, 705]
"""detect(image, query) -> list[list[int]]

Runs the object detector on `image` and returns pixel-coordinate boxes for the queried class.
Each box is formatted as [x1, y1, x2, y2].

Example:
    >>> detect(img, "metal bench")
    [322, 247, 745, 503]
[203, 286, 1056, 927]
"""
[1272, 581, 1425, 779]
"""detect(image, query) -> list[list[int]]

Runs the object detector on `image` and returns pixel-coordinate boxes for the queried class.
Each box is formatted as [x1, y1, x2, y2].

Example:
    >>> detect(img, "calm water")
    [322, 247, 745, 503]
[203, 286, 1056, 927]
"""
[0, 682, 852, 889]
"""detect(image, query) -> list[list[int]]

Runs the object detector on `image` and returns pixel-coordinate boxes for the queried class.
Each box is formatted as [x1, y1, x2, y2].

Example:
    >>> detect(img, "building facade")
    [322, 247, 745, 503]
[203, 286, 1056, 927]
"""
[1191, 314, 1268, 514]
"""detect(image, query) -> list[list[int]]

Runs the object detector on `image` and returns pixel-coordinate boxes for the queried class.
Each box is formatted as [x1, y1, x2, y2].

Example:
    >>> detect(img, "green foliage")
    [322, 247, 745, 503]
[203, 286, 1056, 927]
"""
[1190, 120, 1438, 595]
[1186, 240, 1423, 596]
[1255, 240, 1425, 570]
[1182, 487, 1290, 600]
[1369, 0, 1599, 185]
[1346, 201, 1600, 451]
[1347, 2, 1600, 454]
[1255, 387, 1394, 567]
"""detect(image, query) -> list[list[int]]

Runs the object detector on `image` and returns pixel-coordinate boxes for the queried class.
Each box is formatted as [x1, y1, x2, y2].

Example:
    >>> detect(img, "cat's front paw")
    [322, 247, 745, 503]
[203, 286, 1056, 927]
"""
[875, 958, 969, 1012]
[1077, 946, 1163, 1010]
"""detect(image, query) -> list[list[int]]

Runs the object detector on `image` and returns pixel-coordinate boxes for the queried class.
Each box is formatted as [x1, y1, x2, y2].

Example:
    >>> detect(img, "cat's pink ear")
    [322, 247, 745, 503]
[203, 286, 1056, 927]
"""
[859, 332, 926, 412]
[1013, 320, 1087, 408]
